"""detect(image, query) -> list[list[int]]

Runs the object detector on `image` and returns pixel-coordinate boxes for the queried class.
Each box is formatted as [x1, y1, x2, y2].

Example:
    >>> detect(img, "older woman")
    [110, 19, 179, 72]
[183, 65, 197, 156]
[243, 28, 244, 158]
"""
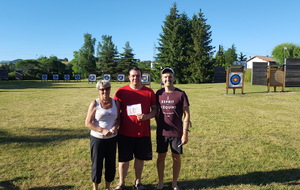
[85, 80, 120, 190]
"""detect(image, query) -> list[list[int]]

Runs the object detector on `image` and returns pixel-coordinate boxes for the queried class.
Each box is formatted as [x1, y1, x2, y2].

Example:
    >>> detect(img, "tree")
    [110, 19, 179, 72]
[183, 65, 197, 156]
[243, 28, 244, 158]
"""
[15, 59, 40, 79]
[214, 45, 225, 66]
[97, 35, 119, 76]
[188, 9, 214, 83]
[75, 33, 96, 77]
[118, 41, 136, 74]
[237, 52, 247, 61]
[272, 43, 300, 64]
[224, 44, 237, 67]
[156, 3, 191, 83]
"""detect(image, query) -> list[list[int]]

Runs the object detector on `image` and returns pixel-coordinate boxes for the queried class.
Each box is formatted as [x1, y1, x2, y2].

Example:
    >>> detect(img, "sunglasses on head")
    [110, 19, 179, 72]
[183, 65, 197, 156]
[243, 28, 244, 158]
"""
[99, 86, 111, 91]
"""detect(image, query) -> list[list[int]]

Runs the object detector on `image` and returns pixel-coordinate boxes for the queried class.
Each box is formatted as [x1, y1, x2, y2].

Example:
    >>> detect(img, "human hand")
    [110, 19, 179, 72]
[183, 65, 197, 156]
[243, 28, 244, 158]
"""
[102, 129, 112, 137]
[136, 114, 145, 121]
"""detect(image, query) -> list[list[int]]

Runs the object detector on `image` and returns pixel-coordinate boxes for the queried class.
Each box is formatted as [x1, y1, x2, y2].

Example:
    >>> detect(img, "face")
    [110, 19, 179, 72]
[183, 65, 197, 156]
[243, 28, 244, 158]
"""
[98, 85, 111, 97]
[129, 69, 142, 85]
[162, 72, 174, 87]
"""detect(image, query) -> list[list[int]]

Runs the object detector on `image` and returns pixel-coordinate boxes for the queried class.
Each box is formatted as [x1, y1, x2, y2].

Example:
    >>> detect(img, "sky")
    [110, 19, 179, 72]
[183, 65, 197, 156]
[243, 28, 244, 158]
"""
[1, 0, 300, 62]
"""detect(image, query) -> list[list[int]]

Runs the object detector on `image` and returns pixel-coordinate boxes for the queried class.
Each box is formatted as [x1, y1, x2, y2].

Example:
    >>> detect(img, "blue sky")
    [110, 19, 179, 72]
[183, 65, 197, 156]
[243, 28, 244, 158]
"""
[1, 0, 299, 62]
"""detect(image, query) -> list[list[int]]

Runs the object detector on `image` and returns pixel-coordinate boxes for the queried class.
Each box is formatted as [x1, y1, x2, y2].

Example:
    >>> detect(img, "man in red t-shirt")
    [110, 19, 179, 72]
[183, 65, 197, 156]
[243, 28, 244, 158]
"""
[155, 68, 190, 190]
[114, 66, 157, 190]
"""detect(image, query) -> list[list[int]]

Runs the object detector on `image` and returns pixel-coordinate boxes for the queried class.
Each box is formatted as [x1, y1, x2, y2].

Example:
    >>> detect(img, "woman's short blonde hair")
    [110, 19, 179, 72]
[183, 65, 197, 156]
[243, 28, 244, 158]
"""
[96, 80, 111, 90]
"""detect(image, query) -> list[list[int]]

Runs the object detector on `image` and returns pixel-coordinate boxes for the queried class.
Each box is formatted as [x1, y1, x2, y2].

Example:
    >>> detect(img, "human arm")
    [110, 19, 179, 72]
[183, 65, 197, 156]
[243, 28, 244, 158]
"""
[181, 106, 190, 145]
[85, 100, 112, 136]
[110, 100, 120, 135]
[136, 104, 158, 121]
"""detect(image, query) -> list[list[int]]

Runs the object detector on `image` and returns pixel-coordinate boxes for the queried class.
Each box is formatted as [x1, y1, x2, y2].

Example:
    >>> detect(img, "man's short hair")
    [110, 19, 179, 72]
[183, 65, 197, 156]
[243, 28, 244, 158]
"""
[161, 67, 174, 74]
[128, 66, 142, 76]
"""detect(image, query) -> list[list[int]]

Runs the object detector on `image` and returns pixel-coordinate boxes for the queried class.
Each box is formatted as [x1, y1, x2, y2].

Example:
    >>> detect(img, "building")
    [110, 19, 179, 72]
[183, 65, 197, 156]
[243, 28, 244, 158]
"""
[246, 56, 277, 69]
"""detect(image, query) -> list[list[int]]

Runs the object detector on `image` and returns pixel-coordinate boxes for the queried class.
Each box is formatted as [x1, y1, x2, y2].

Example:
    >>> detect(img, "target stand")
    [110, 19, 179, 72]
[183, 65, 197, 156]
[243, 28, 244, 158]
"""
[117, 74, 125, 83]
[74, 74, 81, 82]
[267, 65, 285, 92]
[226, 66, 245, 94]
[88, 74, 97, 83]
[41, 74, 48, 82]
[141, 72, 151, 87]
[52, 74, 59, 82]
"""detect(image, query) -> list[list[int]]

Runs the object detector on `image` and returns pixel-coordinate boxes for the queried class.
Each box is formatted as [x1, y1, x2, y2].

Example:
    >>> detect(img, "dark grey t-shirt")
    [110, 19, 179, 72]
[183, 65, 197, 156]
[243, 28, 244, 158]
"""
[156, 88, 189, 137]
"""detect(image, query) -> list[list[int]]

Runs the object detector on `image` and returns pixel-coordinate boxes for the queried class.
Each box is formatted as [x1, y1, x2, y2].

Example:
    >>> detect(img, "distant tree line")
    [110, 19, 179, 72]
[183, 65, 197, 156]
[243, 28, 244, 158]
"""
[0, 56, 71, 80]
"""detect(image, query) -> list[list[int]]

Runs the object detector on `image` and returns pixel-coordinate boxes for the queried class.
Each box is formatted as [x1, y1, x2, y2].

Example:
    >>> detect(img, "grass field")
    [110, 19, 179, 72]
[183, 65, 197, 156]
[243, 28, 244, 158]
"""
[0, 80, 299, 190]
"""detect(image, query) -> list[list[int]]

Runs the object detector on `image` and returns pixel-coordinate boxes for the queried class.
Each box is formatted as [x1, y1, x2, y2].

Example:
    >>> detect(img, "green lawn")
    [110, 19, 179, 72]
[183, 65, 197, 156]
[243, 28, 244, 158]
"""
[0, 80, 299, 190]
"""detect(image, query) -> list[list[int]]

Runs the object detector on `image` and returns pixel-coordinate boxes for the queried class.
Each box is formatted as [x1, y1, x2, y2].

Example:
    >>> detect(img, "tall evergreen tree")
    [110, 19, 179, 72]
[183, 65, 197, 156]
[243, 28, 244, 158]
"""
[118, 41, 136, 74]
[224, 44, 237, 66]
[156, 3, 191, 83]
[97, 35, 118, 75]
[76, 33, 96, 77]
[214, 45, 225, 66]
[189, 9, 214, 83]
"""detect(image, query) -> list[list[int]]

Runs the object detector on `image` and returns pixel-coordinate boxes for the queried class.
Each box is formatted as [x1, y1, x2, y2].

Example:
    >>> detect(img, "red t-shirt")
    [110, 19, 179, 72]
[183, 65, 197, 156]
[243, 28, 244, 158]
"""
[114, 85, 156, 137]
[156, 88, 190, 137]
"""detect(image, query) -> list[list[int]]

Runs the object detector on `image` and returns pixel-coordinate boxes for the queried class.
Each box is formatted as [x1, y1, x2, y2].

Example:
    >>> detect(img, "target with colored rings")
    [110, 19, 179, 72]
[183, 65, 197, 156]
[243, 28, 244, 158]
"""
[142, 75, 148, 82]
[64, 74, 70, 80]
[118, 74, 125, 81]
[229, 72, 243, 87]
[89, 74, 96, 82]
[42, 74, 47, 80]
[103, 74, 110, 81]
[75, 74, 80, 80]
[53, 74, 59, 80]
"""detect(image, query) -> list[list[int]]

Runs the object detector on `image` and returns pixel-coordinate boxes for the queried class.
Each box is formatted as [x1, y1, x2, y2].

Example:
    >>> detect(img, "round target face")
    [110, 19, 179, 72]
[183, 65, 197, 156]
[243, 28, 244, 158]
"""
[53, 74, 59, 80]
[118, 74, 125, 81]
[42, 74, 47, 80]
[103, 74, 110, 81]
[75, 74, 80, 80]
[142, 75, 148, 82]
[64, 74, 70, 80]
[230, 74, 241, 85]
[89, 74, 96, 82]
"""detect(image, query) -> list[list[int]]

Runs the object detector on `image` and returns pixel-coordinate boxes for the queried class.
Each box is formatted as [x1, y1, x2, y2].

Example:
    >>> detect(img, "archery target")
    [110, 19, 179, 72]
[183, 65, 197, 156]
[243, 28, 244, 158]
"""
[64, 74, 70, 80]
[229, 72, 243, 87]
[53, 74, 59, 80]
[103, 74, 110, 81]
[42, 74, 47, 80]
[75, 74, 80, 80]
[141, 74, 149, 82]
[118, 74, 125, 82]
[89, 74, 96, 82]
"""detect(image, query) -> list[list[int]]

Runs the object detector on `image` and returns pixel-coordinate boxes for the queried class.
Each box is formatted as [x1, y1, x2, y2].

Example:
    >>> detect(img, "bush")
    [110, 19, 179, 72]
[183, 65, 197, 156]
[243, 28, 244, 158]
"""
[8, 72, 15, 80]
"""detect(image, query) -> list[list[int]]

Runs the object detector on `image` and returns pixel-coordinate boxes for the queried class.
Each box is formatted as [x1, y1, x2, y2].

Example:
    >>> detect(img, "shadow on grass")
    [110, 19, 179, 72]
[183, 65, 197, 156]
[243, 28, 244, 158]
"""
[0, 177, 73, 190]
[0, 128, 88, 146]
[176, 168, 300, 189]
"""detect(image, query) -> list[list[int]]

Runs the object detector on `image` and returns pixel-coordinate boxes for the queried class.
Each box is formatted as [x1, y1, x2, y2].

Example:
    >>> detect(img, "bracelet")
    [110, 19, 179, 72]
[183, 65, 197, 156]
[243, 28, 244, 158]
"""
[183, 129, 190, 132]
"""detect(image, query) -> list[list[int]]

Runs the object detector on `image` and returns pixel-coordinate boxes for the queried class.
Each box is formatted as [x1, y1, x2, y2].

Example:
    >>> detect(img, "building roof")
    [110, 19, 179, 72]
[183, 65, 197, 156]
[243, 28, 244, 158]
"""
[247, 56, 276, 62]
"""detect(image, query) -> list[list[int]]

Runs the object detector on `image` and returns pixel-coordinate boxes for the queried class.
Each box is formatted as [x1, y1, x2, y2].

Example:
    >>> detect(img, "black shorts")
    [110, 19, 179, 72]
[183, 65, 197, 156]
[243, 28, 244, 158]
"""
[156, 135, 183, 154]
[117, 135, 152, 162]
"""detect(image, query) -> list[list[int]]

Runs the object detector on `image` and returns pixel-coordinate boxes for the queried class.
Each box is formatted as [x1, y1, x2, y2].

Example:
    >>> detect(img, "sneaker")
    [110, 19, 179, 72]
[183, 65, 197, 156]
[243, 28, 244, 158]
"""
[134, 183, 147, 190]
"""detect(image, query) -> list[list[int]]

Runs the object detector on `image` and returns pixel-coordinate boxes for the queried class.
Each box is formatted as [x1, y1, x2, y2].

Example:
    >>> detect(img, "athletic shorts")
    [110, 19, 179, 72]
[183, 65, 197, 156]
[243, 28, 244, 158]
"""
[118, 135, 152, 162]
[156, 135, 183, 154]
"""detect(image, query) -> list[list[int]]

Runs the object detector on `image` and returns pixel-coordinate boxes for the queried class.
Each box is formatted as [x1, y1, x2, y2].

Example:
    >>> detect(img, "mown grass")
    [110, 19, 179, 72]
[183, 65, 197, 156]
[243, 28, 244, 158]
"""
[0, 80, 299, 190]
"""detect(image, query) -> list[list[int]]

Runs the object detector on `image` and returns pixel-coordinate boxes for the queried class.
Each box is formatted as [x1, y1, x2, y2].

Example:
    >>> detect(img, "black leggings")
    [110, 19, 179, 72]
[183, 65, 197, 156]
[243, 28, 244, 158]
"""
[90, 135, 117, 184]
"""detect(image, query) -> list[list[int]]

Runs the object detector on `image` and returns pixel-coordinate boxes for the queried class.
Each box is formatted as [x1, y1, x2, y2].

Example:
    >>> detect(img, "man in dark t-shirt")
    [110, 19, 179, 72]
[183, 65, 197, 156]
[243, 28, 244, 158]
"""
[155, 67, 191, 190]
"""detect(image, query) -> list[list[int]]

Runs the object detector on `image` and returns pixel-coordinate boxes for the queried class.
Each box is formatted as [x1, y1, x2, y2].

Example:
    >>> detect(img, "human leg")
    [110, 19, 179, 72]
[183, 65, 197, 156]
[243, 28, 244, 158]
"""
[116, 135, 134, 188]
[171, 153, 181, 189]
[90, 136, 104, 189]
[104, 137, 117, 190]
[134, 158, 144, 185]
[116, 161, 129, 187]
[156, 152, 166, 189]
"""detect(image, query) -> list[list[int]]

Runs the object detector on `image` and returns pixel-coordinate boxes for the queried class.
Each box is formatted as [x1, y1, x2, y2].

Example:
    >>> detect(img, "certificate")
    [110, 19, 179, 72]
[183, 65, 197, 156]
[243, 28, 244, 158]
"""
[127, 104, 142, 116]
